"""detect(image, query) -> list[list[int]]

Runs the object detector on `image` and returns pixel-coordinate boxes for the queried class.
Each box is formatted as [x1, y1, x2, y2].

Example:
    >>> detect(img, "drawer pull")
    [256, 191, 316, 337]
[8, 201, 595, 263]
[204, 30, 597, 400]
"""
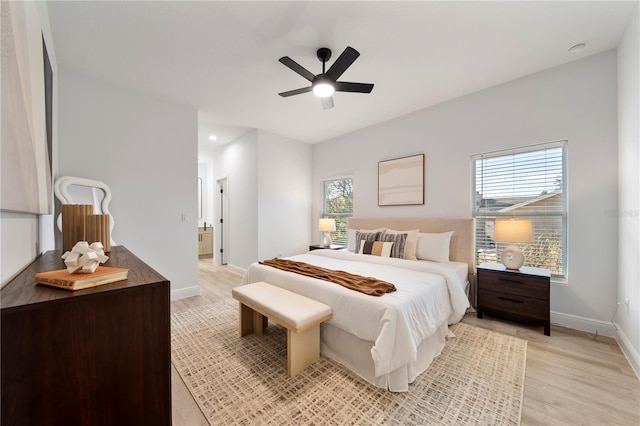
[498, 278, 524, 285]
[498, 296, 524, 304]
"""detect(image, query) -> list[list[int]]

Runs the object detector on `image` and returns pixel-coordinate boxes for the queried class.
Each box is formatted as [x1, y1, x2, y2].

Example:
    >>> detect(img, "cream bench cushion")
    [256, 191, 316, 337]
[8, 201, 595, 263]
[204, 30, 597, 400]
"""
[232, 281, 332, 376]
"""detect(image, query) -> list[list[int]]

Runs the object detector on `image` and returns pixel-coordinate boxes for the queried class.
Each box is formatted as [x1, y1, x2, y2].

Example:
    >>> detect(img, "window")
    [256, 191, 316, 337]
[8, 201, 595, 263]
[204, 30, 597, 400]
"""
[322, 177, 353, 245]
[472, 141, 567, 278]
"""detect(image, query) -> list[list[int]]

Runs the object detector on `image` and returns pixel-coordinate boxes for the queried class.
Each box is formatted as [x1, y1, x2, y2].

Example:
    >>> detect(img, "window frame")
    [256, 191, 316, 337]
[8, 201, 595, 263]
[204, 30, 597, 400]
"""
[321, 176, 353, 246]
[471, 140, 568, 280]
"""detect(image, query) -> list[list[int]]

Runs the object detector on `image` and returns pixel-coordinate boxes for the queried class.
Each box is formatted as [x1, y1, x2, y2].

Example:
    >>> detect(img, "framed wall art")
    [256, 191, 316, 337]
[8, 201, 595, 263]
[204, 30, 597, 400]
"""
[378, 154, 425, 206]
[1, 2, 52, 214]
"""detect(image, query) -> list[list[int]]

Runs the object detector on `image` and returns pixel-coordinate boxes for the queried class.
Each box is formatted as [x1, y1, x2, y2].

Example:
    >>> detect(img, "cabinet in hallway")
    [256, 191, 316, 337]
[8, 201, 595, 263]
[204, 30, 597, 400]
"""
[198, 226, 213, 258]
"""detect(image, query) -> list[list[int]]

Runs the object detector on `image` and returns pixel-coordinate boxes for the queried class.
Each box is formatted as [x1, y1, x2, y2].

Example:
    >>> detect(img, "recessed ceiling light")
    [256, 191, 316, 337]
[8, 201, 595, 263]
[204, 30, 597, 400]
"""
[208, 135, 217, 141]
[568, 42, 587, 54]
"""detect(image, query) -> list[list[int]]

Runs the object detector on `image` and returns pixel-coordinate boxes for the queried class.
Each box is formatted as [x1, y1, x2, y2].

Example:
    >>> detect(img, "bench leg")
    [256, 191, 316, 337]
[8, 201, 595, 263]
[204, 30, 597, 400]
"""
[253, 311, 266, 337]
[238, 303, 255, 337]
[287, 324, 320, 377]
[238, 302, 269, 337]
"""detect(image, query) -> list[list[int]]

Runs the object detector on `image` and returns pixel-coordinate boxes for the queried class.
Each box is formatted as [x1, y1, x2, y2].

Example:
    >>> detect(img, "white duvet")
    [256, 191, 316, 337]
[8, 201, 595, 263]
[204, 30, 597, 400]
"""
[242, 249, 470, 378]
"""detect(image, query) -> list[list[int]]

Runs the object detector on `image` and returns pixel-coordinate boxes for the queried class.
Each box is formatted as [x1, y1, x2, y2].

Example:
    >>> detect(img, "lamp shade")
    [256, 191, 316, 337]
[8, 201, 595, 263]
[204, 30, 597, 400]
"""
[495, 219, 533, 243]
[318, 218, 336, 232]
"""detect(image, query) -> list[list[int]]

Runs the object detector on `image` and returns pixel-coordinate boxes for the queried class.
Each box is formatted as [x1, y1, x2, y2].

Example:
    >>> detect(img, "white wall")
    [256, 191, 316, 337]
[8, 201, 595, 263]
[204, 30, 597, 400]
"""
[212, 129, 312, 270]
[616, 4, 640, 375]
[213, 131, 259, 269]
[313, 50, 620, 335]
[257, 130, 312, 260]
[58, 70, 199, 300]
[1, 1, 58, 286]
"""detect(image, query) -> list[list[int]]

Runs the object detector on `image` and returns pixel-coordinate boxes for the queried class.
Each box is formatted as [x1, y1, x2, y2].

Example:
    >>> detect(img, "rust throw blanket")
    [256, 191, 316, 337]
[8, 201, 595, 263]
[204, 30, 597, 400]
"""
[259, 258, 396, 297]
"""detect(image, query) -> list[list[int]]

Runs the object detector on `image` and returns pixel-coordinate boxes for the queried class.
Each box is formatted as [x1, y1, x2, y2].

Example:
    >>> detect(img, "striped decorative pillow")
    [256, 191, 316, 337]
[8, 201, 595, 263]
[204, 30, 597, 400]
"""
[378, 232, 407, 259]
[355, 231, 381, 253]
[359, 240, 394, 257]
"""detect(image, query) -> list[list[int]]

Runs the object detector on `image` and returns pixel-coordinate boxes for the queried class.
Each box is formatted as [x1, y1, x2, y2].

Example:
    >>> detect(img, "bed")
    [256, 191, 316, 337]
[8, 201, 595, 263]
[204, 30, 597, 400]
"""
[242, 217, 476, 392]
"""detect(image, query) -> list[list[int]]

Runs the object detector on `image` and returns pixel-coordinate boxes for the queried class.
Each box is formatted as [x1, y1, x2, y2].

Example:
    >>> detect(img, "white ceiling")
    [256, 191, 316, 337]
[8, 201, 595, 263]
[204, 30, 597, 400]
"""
[47, 1, 636, 151]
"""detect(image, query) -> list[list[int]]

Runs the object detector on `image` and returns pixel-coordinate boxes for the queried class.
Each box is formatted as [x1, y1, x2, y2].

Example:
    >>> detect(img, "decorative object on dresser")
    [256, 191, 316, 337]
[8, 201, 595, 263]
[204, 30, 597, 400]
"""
[476, 262, 550, 335]
[309, 244, 345, 251]
[35, 266, 128, 290]
[494, 218, 533, 270]
[1, 246, 171, 425]
[62, 241, 109, 273]
[55, 176, 117, 247]
[318, 218, 336, 246]
[61, 203, 93, 251]
[86, 214, 111, 252]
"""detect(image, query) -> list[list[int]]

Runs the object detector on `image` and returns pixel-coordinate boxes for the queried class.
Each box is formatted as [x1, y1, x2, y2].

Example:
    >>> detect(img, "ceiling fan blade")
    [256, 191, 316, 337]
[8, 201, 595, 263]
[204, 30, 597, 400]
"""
[278, 86, 312, 97]
[335, 81, 374, 93]
[279, 56, 316, 82]
[324, 46, 360, 81]
[321, 96, 334, 109]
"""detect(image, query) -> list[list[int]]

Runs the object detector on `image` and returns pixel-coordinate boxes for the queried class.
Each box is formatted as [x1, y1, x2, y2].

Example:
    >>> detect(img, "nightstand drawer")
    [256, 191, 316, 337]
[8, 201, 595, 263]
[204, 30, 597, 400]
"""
[477, 271, 549, 301]
[479, 289, 549, 321]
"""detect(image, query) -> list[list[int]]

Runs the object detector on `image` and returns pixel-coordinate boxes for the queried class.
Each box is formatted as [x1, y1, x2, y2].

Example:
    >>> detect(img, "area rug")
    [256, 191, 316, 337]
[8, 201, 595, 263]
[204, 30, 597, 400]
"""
[171, 299, 527, 425]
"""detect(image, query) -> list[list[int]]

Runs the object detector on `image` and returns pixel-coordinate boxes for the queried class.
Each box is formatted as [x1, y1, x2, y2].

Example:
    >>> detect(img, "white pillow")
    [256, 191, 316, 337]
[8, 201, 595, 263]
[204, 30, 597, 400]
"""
[347, 228, 386, 252]
[383, 229, 419, 260]
[416, 231, 453, 263]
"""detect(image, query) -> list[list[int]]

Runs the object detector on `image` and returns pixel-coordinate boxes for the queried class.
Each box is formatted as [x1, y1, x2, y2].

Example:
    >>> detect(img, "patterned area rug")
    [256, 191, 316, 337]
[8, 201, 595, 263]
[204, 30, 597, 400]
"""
[171, 299, 527, 425]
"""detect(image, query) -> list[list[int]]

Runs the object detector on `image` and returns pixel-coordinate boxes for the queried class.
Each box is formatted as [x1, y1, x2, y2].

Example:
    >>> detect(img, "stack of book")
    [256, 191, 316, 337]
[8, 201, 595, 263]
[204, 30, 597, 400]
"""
[35, 266, 128, 290]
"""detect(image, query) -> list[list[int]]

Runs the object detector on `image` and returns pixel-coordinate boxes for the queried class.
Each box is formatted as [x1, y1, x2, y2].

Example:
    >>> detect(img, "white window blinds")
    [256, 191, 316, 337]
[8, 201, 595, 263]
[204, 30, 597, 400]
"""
[472, 141, 567, 277]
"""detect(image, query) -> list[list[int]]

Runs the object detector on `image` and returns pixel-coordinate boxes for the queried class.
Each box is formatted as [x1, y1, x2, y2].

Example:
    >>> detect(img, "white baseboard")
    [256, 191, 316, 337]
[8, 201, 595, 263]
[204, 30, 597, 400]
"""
[171, 285, 201, 301]
[550, 311, 617, 337]
[225, 264, 246, 275]
[614, 323, 640, 379]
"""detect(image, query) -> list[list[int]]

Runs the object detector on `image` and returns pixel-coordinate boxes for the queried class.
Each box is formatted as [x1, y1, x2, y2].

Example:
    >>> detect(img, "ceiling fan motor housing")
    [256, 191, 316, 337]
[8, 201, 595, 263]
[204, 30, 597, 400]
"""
[316, 47, 332, 63]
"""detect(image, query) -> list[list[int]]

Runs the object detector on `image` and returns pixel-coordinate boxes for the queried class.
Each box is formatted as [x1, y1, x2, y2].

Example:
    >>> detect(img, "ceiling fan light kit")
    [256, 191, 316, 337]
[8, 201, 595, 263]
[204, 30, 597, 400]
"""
[312, 78, 335, 98]
[278, 46, 374, 109]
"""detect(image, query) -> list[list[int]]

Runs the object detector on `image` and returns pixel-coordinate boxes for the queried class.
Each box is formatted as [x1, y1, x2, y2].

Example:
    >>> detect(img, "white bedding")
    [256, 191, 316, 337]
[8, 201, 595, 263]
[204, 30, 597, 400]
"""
[243, 249, 470, 379]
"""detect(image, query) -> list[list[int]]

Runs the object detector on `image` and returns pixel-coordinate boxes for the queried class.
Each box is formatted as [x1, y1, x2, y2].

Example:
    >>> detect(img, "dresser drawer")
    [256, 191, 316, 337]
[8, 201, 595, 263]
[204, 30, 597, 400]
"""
[478, 289, 549, 321]
[477, 270, 549, 301]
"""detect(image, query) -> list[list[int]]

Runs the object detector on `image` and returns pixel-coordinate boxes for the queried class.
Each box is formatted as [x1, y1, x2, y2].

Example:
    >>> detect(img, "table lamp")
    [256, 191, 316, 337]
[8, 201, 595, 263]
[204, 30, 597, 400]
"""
[318, 218, 336, 247]
[495, 218, 533, 270]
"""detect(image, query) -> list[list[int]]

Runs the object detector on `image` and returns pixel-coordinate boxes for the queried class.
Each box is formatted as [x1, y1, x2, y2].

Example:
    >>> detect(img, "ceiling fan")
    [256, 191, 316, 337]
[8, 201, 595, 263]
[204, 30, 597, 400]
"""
[278, 46, 374, 109]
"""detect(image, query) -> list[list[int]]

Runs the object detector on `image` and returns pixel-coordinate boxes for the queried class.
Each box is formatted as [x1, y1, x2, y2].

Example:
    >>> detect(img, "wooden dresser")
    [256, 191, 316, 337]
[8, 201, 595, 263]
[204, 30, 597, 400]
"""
[1, 246, 171, 425]
[476, 262, 551, 335]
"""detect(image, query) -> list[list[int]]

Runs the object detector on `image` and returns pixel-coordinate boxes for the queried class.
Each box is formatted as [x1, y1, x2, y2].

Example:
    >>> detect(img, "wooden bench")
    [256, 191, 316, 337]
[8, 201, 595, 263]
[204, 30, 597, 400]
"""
[231, 281, 332, 376]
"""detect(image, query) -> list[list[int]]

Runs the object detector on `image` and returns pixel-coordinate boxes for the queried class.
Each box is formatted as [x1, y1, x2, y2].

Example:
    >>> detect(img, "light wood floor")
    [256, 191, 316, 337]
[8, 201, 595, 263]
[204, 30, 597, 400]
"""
[171, 258, 640, 425]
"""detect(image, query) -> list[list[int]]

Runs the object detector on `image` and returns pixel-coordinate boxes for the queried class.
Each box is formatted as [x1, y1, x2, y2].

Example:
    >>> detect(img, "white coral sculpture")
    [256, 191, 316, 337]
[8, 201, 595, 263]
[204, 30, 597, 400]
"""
[61, 242, 109, 274]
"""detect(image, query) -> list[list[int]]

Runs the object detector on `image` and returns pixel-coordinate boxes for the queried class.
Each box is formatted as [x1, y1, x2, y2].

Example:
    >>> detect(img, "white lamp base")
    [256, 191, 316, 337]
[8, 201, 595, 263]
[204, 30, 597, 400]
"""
[501, 243, 525, 270]
[323, 232, 332, 247]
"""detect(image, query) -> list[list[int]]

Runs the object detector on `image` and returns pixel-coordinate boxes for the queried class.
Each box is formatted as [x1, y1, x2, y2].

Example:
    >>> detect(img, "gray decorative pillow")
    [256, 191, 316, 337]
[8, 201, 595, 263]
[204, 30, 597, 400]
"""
[379, 232, 407, 259]
[355, 231, 381, 253]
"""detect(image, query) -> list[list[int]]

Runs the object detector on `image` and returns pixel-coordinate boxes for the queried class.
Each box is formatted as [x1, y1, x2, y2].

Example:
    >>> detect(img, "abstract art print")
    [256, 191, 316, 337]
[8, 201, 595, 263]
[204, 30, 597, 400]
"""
[378, 154, 425, 206]
[1, 1, 52, 214]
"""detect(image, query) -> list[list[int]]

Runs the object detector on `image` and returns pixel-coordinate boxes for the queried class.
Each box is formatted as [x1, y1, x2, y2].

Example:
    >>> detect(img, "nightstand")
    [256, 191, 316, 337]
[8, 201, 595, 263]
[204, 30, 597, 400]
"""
[476, 262, 551, 336]
[309, 244, 345, 251]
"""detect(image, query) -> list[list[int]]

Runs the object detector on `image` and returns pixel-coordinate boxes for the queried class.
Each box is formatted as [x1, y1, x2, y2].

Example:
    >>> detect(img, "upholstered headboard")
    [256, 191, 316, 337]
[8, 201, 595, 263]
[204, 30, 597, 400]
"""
[347, 217, 476, 274]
